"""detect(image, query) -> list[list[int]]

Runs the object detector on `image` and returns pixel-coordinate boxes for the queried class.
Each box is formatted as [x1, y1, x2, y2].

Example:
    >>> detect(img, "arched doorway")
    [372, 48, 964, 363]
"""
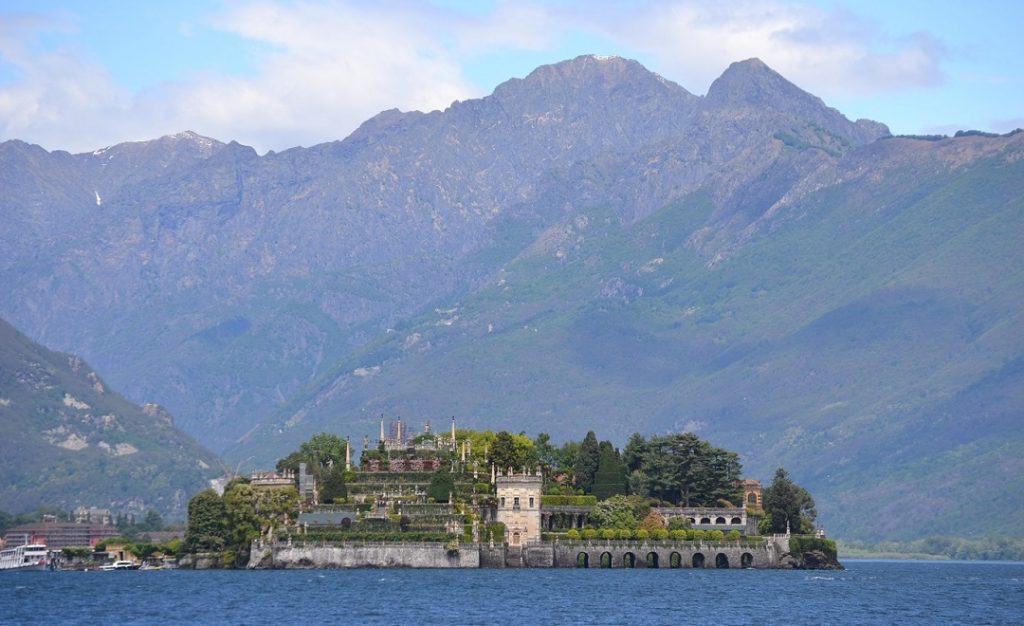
[741, 552, 753, 568]
[669, 552, 682, 569]
[512, 532, 521, 545]
[600, 552, 612, 568]
[646, 552, 659, 568]
[716, 553, 729, 569]
[623, 552, 636, 568]
[692, 553, 705, 568]
[577, 552, 589, 568]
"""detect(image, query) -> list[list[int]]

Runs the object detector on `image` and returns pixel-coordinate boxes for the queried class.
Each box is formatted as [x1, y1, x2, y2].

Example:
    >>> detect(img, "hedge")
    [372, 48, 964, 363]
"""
[541, 495, 598, 506]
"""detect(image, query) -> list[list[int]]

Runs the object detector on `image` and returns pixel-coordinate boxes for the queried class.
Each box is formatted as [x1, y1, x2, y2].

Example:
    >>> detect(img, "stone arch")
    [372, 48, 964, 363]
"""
[715, 516, 726, 525]
[600, 552, 613, 568]
[700, 517, 711, 524]
[669, 552, 682, 569]
[692, 552, 705, 568]
[741, 552, 753, 568]
[646, 552, 659, 568]
[577, 552, 589, 568]
[623, 552, 636, 568]
[688, 517, 696, 524]
[716, 553, 729, 569]
[731, 517, 742, 525]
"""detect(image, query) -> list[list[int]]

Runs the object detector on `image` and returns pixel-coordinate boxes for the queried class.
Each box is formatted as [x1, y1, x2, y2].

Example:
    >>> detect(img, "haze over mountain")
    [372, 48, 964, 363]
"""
[0, 317, 221, 517]
[1, 55, 1020, 539]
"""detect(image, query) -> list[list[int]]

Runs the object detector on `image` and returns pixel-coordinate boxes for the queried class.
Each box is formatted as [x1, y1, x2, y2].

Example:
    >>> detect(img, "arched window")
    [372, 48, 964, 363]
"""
[731, 517, 742, 525]
[715, 517, 726, 525]
[700, 517, 711, 524]
[747, 492, 758, 504]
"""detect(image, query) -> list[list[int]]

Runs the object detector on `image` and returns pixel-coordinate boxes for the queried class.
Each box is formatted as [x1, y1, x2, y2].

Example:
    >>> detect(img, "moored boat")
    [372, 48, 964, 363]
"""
[0, 544, 48, 571]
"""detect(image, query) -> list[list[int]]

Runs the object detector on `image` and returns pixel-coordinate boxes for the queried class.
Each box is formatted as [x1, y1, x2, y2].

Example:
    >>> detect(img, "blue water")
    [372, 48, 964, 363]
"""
[3, 560, 1023, 625]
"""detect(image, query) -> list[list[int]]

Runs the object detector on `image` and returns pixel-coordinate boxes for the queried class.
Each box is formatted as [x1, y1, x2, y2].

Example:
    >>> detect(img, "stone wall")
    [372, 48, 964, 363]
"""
[246, 536, 795, 569]
[249, 542, 479, 569]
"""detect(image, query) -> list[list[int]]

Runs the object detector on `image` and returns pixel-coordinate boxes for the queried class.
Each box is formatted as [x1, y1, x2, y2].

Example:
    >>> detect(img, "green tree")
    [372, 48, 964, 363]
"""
[575, 431, 600, 494]
[589, 495, 650, 529]
[591, 441, 627, 500]
[635, 432, 743, 506]
[533, 433, 558, 471]
[320, 468, 348, 504]
[762, 467, 817, 534]
[277, 432, 347, 480]
[184, 489, 228, 553]
[427, 467, 456, 503]
[223, 481, 261, 548]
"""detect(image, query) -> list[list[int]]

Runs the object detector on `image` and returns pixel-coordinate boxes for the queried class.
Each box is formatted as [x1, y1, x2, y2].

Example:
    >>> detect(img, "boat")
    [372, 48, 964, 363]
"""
[0, 544, 49, 571]
[99, 560, 140, 571]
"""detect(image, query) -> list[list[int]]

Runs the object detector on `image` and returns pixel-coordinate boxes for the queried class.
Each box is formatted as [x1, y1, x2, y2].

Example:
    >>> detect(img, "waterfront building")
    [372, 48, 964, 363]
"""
[3, 520, 120, 549]
[495, 468, 542, 546]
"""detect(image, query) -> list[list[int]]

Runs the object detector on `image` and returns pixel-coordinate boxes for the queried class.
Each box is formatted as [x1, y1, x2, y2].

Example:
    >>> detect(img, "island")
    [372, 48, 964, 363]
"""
[180, 420, 840, 570]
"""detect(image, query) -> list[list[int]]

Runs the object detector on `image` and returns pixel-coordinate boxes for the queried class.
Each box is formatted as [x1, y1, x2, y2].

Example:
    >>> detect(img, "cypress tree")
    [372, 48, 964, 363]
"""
[591, 441, 627, 500]
[575, 431, 600, 494]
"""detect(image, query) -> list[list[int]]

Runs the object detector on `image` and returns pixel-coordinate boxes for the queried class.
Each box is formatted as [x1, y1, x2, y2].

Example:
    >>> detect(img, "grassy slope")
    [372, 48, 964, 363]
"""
[0, 318, 222, 517]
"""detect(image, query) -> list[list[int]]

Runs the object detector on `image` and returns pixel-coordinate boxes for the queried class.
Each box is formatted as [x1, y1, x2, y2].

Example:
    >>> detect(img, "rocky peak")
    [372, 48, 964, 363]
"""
[703, 58, 889, 145]
[705, 58, 822, 110]
[495, 54, 695, 103]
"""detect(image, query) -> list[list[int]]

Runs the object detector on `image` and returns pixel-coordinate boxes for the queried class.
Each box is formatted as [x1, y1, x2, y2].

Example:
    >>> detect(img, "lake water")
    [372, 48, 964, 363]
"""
[3, 560, 1023, 625]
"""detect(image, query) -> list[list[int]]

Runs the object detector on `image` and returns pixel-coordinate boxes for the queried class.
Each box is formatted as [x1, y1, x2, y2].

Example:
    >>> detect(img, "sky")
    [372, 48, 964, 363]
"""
[1, 0, 1021, 154]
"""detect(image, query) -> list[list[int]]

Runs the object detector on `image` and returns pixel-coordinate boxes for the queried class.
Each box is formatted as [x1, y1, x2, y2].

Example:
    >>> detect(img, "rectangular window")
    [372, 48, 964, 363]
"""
[513, 497, 520, 507]
[529, 497, 534, 508]
[500, 497, 506, 507]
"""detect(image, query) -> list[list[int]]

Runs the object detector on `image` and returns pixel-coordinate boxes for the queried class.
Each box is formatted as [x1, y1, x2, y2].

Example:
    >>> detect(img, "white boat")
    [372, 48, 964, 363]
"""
[0, 544, 49, 571]
[99, 560, 139, 571]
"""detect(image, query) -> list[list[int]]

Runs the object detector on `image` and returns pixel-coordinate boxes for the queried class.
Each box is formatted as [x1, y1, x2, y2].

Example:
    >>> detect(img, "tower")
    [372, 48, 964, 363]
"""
[495, 468, 543, 546]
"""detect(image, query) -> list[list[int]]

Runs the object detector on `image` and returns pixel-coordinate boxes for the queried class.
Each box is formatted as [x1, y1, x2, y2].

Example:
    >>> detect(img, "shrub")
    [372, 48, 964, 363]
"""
[789, 536, 838, 562]
[652, 528, 669, 540]
[669, 530, 686, 541]
[691, 530, 706, 541]
[582, 528, 598, 540]
[726, 530, 741, 540]
[617, 528, 633, 540]
[475, 483, 492, 494]
[667, 517, 691, 531]
[635, 529, 649, 540]
[708, 530, 725, 541]
[600, 529, 616, 540]
[541, 495, 598, 506]
[565, 529, 580, 540]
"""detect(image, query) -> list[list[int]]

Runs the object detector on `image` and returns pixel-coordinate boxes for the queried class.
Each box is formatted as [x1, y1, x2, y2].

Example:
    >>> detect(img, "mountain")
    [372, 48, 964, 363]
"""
[0, 55, 1021, 539]
[0, 317, 221, 517]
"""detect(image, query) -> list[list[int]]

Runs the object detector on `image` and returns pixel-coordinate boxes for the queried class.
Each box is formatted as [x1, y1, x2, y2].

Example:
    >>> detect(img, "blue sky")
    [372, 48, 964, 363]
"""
[1, 0, 1021, 153]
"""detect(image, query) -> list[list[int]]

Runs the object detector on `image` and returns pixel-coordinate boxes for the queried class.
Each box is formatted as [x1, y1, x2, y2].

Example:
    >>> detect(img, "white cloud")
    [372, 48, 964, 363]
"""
[588, 1, 945, 98]
[0, 1, 951, 153]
